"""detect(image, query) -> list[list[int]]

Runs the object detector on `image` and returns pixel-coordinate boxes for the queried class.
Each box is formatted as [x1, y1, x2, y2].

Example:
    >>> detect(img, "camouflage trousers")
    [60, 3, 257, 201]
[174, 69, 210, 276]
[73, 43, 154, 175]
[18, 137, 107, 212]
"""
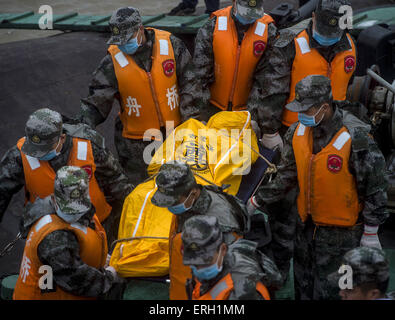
[293, 216, 363, 300]
[266, 188, 298, 283]
[114, 117, 159, 186]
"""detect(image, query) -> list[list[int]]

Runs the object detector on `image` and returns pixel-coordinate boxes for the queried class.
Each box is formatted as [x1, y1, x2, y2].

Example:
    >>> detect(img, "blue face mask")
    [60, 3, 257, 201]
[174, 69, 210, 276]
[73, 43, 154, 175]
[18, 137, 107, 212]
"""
[38, 139, 61, 161]
[38, 150, 58, 161]
[168, 191, 194, 215]
[312, 29, 341, 47]
[191, 248, 224, 281]
[298, 105, 325, 127]
[118, 30, 141, 55]
[235, 13, 256, 25]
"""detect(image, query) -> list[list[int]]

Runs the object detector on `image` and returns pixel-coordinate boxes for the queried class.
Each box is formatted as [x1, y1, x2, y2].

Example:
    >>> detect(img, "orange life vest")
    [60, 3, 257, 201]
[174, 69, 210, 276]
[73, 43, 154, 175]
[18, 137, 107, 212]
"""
[169, 216, 192, 300]
[169, 215, 243, 300]
[13, 214, 107, 300]
[282, 30, 357, 127]
[108, 28, 181, 140]
[292, 124, 360, 227]
[192, 273, 270, 300]
[210, 6, 274, 111]
[16, 137, 112, 222]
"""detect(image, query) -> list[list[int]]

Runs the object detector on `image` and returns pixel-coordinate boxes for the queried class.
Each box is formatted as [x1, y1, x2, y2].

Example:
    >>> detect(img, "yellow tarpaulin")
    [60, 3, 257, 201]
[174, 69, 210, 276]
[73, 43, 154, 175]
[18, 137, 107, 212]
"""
[110, 111, 259, 277]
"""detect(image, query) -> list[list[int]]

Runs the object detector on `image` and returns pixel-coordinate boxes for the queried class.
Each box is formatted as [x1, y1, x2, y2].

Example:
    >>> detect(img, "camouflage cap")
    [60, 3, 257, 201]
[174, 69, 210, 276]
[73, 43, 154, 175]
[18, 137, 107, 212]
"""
[182, 215, 224, 266]
[285, 75, 332, 112]
[107, 7, 142, 46]
[151, 160, 197, 208]
[54, 166, 91, 217]
[315, 0, 351, 38]
[235, 0, 265, 20]
[328, 247, 390, 289]
[22, 108, 63, 158]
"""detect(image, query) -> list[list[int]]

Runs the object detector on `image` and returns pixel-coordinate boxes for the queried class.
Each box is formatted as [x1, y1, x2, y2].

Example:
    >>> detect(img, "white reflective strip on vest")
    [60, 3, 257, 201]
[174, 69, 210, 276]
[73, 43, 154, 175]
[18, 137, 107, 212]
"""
[77, 141, 88, 161]
[26, 155, 41, 170]
[333, 131, 351, 150]
[35, 215, 53, 232]
[210, 279, 229, 299]
[218, 16, 227, 31]
[114, 51, 129, 68]
[159, 39, 169, 56]
[296, 37, 311, 54]
[254, 22, 266, 37]
[70, 222, 88, 234]
[297, 124, 306, 136]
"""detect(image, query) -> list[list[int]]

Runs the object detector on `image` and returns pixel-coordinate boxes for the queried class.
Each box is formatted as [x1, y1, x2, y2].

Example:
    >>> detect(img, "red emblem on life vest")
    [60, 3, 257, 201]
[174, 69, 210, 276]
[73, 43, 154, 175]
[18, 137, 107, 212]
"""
[253, 40, 266, 57]
[162, 59, 175, 77]
[327, 155, 343, 173]
[344, 56, 355, 73]
[81, 165, 92, 180]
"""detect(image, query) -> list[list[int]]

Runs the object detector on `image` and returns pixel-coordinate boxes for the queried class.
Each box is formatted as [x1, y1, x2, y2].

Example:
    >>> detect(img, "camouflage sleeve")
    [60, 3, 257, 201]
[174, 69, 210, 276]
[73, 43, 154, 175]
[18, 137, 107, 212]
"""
[254, 123, 298, 206]
[91, 141, 133, 206]
[192, 17, 217, 110]
[231, 274, 264, 300]
[349, 133, 389, 226]
[37, 230, 116, 297]
[0, 146, 25, 223]
[78, 55, 119, 128]
[248, 30, 296, 134]
[170, 35, 201, 122]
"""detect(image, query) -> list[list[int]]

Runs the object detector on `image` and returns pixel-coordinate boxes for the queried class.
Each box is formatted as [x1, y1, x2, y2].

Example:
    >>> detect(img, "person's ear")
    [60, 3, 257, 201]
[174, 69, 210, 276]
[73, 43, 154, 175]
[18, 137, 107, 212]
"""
[222, 243, 228, 256]
[367, 289, 382, 300]
[51, 194, 57, 207]
[322, 103, 329, 111]
[189, 188, 199, 200]
[233, 1, 237, 14]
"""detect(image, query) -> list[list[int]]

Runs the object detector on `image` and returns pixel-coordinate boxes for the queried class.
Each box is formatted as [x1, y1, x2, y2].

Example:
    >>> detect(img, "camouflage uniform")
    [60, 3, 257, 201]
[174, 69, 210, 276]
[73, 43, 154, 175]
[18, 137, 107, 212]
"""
[250, 0, 356, 285]
[250, 0, 354, 135]
[328, 247, 394, 300]
[151, 161, 250, 242]
[192, 0, 278, 121]
[254, 76, 389, 300]
[76, 7, 200, 185]
[0, 108, 133, 245]
[22, 166, 123, 298]
[182, 215, 282, 300]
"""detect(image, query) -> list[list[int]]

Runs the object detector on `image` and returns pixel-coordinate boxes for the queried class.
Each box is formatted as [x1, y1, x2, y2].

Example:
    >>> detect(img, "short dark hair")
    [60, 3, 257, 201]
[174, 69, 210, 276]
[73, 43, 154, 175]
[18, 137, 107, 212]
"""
[359, 279, 389, 295]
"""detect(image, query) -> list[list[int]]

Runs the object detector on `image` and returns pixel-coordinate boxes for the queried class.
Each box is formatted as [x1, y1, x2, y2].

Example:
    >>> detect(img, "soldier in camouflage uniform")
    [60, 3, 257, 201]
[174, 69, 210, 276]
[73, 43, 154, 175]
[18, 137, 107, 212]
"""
[248, 75, 389, 300]
[13, 166, 123, 300]
[329, 247, 395, 300]
[192, 0, 279, 144]
[151, 160, 250, 299]
[182, 215, 282, 300]
[247, 0, 357, 282]
[75, 7, 200, 185]
[0, 108, 133, 245]
[250, 0, 356, 137]
[151, 160, 249, 239]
